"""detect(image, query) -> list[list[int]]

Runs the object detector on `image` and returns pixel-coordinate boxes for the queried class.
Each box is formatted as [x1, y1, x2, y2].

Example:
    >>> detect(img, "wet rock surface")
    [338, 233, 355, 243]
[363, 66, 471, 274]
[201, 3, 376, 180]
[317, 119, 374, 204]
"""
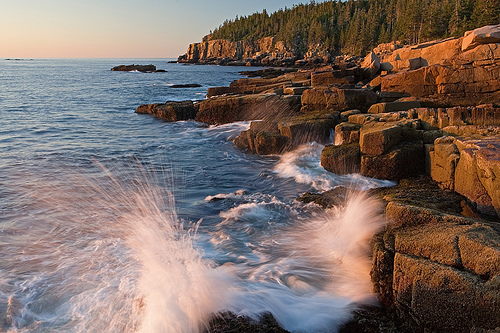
[204, 312, 289, 333]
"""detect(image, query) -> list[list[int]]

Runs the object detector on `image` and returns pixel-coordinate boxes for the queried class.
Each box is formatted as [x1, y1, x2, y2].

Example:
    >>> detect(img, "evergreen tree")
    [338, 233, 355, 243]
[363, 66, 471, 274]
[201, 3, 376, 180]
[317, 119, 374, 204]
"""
[207, 0, 499, 57]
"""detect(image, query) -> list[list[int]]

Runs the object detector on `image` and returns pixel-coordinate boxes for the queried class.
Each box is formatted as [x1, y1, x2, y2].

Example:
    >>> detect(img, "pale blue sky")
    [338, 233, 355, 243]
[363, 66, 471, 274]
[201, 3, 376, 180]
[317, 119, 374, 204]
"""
[0, 0, 306, 58]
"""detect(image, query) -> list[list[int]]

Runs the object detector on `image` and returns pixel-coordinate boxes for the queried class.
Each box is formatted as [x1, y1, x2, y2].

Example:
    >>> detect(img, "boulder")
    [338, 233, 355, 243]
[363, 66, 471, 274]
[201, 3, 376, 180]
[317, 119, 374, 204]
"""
[462, 24, 500, 52]
[476, 144, 500, 217]
[253, 131, 291, 155]
[195, 94, 301, 125]
[206, 86, 243, 97]
[455, 148, 495, 215]
[334, 122, 362, 145]
[234, 111, 339, 155]
[135, 101, 197, 121]
[379, 37, 462, 70]
[301, 87, 377, 113]
[430, 136, 460, 190]
[339, 109, 361, 122]
[452, 137, 500, 218]
[204, 311, 289, 333]
[283, 86, 309, 95]
[381, 42, 500, 105]
[278, 116, 338, 146]
[361, 52, 381, 79]
[360, 141, 424, 180]
[393, 253, 500, 332]
[311, 71, 352, 87]
[321, 143, 361, 174]
[359, 123, 403, 155]
[369, 178, 500, 332]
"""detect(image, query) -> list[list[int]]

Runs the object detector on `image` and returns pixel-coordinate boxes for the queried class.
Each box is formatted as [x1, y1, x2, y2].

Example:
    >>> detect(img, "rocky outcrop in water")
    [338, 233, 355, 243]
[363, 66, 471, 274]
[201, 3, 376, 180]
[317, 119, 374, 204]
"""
[135, 101, 197, 121]
[204, 312, 289, 333]
[111, 64, 166, 73]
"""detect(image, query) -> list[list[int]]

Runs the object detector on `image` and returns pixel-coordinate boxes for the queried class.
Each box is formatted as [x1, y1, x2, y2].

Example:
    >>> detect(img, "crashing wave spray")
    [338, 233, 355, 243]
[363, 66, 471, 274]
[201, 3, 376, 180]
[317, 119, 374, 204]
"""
[220, 190, 387, 332]
[89, 164, 236, 333]
[122, 186, 235, 333]
[1, 162, 235, 333]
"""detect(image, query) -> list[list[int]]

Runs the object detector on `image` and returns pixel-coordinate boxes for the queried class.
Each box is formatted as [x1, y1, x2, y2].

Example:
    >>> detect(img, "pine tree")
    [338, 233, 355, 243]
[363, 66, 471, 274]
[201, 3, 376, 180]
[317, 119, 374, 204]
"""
[207, 0, 498, 57]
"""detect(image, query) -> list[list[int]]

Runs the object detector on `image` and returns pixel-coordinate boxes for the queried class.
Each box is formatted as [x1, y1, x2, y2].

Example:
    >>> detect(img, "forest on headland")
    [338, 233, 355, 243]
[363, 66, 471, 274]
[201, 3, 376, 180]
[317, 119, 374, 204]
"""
[206, 0, 500, 56]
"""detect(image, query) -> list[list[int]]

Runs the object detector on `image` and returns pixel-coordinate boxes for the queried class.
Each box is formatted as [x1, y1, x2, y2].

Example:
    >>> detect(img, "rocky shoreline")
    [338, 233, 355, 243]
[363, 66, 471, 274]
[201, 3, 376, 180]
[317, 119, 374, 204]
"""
[136, 25, 500, 332]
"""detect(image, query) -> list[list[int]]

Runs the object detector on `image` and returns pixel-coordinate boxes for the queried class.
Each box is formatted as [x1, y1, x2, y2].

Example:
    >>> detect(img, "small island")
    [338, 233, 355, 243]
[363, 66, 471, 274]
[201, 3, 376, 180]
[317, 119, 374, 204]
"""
[111, 64, 166, 73]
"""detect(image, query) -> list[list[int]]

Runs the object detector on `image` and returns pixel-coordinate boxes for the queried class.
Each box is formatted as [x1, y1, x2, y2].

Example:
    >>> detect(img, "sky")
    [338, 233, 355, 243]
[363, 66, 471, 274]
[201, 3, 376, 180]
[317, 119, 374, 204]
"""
[0, 0, 306, 58]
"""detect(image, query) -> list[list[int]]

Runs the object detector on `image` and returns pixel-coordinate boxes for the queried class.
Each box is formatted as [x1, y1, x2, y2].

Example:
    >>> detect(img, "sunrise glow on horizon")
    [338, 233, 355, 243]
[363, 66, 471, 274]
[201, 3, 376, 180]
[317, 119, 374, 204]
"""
[0, 0, 303, 59]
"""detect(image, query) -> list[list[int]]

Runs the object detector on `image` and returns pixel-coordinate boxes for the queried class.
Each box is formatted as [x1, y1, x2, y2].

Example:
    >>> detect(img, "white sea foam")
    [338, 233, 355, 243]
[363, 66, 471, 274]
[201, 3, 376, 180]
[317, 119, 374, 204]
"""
[222, 191, 387, 332]
[274, 142, 395, 191]
[204, 189, 246, 201]
[91, 168, 237, 333]
[205, 121, 251, 141]
[124, 193, 234, 333]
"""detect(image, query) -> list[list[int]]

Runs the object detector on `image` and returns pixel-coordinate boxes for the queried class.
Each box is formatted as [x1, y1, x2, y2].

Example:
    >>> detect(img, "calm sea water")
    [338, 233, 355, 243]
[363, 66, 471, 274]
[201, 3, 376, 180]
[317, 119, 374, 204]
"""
[0, 58, 393, 332]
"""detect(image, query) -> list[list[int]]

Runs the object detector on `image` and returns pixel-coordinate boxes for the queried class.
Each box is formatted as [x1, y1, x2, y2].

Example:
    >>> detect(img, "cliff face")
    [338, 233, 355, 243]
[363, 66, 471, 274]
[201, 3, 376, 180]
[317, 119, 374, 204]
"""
[177, 37, 332, 66]
[179, 37, 294, 64]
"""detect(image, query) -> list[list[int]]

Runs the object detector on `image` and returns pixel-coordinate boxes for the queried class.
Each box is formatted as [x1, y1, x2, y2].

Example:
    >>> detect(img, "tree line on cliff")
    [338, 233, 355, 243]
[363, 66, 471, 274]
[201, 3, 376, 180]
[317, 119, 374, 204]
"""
[206, 0, 500, 56]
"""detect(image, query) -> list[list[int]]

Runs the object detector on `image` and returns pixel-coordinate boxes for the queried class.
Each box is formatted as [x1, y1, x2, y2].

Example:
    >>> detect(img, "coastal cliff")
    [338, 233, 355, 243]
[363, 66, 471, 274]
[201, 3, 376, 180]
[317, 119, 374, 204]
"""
[177, 37, 309, 67]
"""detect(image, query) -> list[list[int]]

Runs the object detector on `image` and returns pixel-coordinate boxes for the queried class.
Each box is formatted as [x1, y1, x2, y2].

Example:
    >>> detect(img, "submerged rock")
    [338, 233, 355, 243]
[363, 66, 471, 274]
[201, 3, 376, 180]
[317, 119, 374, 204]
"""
[204, 312, 289, 333]
[170, 84, 202, 88]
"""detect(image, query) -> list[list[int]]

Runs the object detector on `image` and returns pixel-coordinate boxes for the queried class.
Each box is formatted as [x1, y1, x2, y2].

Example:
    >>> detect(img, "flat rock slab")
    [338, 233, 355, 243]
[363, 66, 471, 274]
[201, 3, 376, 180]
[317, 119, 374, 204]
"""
[462, 24, 500, 51]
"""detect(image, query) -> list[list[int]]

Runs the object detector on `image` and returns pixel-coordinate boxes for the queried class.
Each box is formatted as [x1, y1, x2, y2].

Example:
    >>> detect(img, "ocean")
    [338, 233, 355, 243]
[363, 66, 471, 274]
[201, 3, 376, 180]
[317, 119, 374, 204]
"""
[0, 58, 394, 332]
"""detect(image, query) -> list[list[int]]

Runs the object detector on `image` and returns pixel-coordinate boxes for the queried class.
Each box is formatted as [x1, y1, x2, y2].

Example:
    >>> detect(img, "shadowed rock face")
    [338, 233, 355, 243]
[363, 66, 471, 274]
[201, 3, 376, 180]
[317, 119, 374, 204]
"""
[321, 143, 361, 175]
[195, 94, 301, 125]
[301, 87, 378, 113]
[203, 312, 290, 333]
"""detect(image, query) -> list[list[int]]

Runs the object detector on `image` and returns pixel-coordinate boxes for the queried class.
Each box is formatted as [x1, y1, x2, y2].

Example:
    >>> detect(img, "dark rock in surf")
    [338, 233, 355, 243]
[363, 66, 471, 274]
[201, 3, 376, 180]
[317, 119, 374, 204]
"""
[135, 100, 197, 121]
[321, 143, 361, 175]
[195, 94, 301, 125]
[204, 311, 289, 333]
[239, 68, 298, 79]
[170, 84, 202, 88]
[111, 64, 166, 73]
